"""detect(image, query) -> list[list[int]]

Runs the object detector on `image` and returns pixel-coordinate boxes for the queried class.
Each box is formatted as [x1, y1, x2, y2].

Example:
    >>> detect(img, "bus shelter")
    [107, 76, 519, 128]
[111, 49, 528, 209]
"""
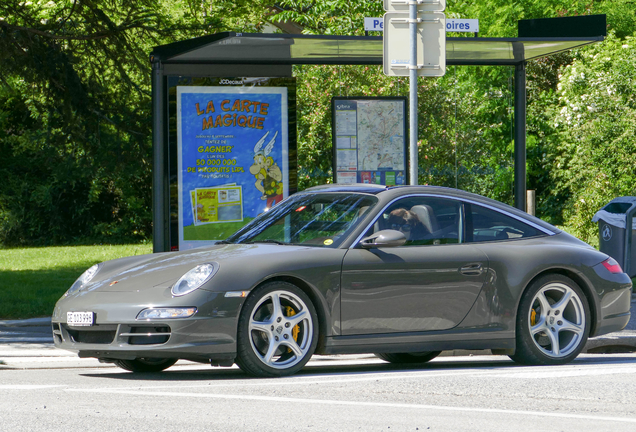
[150, 15, 605, 252]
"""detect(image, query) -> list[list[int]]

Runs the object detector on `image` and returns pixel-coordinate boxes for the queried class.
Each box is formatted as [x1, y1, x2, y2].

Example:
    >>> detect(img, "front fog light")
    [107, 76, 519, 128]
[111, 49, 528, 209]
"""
[137, 307, 197, 320]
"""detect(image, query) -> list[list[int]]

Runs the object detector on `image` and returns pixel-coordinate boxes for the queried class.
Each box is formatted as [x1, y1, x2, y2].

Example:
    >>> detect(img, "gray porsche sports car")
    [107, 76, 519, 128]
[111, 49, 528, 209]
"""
[52, 184, 632, 377]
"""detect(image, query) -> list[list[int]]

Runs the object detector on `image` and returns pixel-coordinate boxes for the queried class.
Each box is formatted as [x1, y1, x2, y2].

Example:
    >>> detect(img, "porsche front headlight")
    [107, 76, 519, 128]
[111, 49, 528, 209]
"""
[171, 263, 218, 296]
[66, 263, 101, 296]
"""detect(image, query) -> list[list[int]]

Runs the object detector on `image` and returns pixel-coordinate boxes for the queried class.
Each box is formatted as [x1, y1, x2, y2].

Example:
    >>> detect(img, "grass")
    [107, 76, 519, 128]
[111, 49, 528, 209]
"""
[0, 244, 152, 319]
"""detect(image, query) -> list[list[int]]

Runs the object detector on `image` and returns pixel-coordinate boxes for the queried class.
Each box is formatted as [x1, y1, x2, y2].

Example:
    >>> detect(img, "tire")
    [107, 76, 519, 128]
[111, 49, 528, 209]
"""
[114, 358, 177, 372]
[236, 281, 318, 377]
[374, 351, 441, 364]
[509, 274, 590, 366]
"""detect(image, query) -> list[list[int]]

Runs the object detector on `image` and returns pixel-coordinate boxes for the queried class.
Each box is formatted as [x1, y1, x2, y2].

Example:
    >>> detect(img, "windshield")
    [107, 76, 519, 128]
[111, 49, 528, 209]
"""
[226, 193, 377, 248]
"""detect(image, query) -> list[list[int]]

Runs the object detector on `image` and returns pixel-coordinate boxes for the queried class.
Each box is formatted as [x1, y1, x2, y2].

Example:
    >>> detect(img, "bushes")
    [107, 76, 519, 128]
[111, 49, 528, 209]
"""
[545, 33, 636, 243]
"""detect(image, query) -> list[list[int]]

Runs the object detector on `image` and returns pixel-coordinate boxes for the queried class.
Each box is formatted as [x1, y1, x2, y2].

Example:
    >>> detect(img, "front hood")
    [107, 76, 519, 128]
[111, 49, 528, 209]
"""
[73, 243, 321, 294]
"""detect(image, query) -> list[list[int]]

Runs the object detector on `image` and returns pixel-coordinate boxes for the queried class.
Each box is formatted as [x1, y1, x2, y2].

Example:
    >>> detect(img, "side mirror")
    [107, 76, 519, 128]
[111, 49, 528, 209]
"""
[359, 229, 407, 249]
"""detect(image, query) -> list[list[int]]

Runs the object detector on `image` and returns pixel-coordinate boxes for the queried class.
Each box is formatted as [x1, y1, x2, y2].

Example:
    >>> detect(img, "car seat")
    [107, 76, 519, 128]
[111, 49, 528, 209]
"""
[410, 204, 439, 234]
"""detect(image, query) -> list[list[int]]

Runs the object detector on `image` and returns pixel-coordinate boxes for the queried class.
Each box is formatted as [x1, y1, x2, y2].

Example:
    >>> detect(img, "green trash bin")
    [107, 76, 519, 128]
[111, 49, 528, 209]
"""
[592, 197, 636, 277]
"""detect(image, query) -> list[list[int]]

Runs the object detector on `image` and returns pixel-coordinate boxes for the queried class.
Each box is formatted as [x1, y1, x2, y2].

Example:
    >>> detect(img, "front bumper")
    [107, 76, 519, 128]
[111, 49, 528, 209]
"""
[52, 288, 243, 363]
[52, 318, 236, 363]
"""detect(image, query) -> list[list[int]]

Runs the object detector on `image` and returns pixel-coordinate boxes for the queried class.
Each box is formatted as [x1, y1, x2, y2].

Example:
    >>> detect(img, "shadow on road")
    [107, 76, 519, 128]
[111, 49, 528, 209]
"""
[78, 353, 636, 382]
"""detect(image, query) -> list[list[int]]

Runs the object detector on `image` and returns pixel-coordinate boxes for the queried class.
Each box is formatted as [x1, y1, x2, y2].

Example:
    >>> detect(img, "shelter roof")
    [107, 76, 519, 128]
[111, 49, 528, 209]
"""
[151, 32, 603, 66]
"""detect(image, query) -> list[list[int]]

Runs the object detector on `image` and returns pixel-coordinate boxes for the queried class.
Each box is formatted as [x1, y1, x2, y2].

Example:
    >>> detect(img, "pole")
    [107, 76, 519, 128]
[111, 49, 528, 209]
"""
[409, 0, 418, 185]
[514, 62, 526, 211]
[151, 58, 167, 253]
[526, 190, 535, 216]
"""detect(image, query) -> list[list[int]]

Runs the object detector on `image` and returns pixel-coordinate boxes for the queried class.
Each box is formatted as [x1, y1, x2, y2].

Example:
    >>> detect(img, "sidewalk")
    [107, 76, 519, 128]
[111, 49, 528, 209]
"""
[1, 296, 635, 370]
[584, 293, 636, 353]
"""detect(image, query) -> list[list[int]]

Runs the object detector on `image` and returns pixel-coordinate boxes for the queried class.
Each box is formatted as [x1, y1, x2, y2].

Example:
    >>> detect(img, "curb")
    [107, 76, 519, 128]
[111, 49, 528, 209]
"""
[584, 330, 636, 354]
[0, 317, 52, 327]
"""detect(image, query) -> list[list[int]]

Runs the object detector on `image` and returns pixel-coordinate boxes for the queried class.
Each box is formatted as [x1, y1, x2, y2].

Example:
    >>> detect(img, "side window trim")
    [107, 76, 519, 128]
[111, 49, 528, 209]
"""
[463, 202, 473, 243]
[349, 193, 554, 249]
[465, 201, 548, 243]
[459, 199, 554, 236]
[458, 201, 465, 244]
[350, 193, 464, 248]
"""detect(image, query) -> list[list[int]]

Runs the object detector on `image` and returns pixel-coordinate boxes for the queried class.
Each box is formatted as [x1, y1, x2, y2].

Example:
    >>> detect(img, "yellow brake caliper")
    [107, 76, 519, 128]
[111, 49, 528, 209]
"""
[530, 308, 537, 326]
[285, 306, 300, 352]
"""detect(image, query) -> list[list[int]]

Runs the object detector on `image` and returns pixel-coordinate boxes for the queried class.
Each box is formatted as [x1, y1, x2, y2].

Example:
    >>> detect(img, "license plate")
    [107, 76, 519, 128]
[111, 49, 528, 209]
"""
[67, 311, 94, 327]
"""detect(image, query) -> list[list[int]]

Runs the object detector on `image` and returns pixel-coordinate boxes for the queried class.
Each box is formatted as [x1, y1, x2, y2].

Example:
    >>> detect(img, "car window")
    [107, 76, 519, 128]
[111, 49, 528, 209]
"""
[368, 197, 462, 246]
[466, 204, 542, 242]
[226, 193, 377, 248]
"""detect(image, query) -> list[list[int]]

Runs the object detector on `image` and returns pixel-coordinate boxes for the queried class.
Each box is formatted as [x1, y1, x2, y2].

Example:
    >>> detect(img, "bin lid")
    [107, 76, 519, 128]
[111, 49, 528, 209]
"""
[592, 210, 636, 229]
[594, 196, 636, 228]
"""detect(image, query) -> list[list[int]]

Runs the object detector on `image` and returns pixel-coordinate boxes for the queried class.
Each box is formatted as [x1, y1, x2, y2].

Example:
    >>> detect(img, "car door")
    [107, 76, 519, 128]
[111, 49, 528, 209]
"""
[340, 196, 489, 335]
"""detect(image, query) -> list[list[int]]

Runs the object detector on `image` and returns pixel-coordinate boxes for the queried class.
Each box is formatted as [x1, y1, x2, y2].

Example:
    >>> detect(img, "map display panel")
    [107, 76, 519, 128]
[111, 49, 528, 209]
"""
[332, 97, 407, 186]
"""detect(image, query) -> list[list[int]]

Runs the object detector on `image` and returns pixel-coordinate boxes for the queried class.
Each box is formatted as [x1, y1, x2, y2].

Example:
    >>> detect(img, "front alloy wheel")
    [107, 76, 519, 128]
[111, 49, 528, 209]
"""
[236, 282, 318, 377]
[510, 274, 590, 365]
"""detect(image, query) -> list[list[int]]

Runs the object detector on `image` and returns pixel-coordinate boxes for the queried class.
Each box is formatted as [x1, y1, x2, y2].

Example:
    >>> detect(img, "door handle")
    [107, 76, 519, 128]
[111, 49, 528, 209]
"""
[460, 263, 483, 276]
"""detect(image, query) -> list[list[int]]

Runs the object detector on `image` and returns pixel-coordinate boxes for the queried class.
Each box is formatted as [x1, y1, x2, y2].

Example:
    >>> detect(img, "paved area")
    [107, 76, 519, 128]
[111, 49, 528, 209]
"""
[3, 354, 636, 432]
[1, 295, 634, 370]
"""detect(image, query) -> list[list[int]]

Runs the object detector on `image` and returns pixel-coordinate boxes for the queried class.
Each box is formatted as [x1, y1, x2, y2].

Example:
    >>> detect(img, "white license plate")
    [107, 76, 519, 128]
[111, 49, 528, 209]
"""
[67, 311, 94, 327]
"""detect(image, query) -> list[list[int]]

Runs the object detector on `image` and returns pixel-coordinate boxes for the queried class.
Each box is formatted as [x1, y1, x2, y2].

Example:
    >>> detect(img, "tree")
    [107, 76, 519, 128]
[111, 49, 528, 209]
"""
[0, 0, 269, 245]
[546, 32, 636, 243]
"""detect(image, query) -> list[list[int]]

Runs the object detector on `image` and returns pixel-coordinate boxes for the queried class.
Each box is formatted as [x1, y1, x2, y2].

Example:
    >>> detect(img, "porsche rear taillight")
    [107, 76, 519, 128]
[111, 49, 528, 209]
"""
[602, 257, 623, 274]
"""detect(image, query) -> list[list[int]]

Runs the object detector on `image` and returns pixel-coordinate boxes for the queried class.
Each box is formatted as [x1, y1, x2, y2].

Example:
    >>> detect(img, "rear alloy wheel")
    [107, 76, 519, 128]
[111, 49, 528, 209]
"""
[374, 351, 441, 364]
[114, 358, 177, 372]
[236, 282, 318, 377]
[510, 274, 590, 365]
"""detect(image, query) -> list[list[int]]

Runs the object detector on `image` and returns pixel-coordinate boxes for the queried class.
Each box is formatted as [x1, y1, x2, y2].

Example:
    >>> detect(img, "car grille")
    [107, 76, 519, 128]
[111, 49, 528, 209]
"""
[63, 324, 118, 344]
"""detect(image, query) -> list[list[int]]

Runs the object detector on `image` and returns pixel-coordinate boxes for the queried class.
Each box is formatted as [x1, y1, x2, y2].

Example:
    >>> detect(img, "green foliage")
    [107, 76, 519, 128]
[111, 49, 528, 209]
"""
[275, 1, 383, 35]
[546, 32, 636, 243]
[0, 0, 258, 245]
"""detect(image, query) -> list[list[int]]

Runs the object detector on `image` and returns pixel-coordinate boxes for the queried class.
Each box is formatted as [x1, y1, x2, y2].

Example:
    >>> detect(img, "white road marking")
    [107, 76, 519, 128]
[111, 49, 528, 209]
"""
[486, 366, 636, 379]
[81, 360, 636, 392]
[64, 387, 636, 424]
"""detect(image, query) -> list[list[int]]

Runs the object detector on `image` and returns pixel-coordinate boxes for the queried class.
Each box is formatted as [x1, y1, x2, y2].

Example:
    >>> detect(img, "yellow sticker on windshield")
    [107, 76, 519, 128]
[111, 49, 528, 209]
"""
[324, 239, 334, 245]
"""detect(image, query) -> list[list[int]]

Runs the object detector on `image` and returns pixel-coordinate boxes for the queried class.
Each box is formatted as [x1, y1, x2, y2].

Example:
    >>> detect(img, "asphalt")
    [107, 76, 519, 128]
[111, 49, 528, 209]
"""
[1, 295, 635, 370]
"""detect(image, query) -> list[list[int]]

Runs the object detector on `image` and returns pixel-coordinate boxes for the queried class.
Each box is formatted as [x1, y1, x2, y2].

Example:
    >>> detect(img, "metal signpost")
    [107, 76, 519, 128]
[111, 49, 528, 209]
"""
[383, 0, 446, 185]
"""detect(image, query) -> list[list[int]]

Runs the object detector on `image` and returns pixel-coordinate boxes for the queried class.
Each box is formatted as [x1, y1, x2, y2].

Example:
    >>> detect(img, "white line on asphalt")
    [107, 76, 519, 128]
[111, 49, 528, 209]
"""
[485, 366, 636, 379]
[80, 361, 636, 392]
[63, 388, 636, 424]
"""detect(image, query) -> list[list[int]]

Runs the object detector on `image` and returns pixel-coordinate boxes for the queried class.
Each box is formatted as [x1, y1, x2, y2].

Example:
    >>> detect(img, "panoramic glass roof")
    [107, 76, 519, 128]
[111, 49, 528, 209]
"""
[151, 33, 603, 66]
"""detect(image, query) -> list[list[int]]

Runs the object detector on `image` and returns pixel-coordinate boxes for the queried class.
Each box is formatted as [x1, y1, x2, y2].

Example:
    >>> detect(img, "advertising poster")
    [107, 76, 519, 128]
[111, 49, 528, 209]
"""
[332, 97, 407, 186]
[177, 86, 288, 250]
